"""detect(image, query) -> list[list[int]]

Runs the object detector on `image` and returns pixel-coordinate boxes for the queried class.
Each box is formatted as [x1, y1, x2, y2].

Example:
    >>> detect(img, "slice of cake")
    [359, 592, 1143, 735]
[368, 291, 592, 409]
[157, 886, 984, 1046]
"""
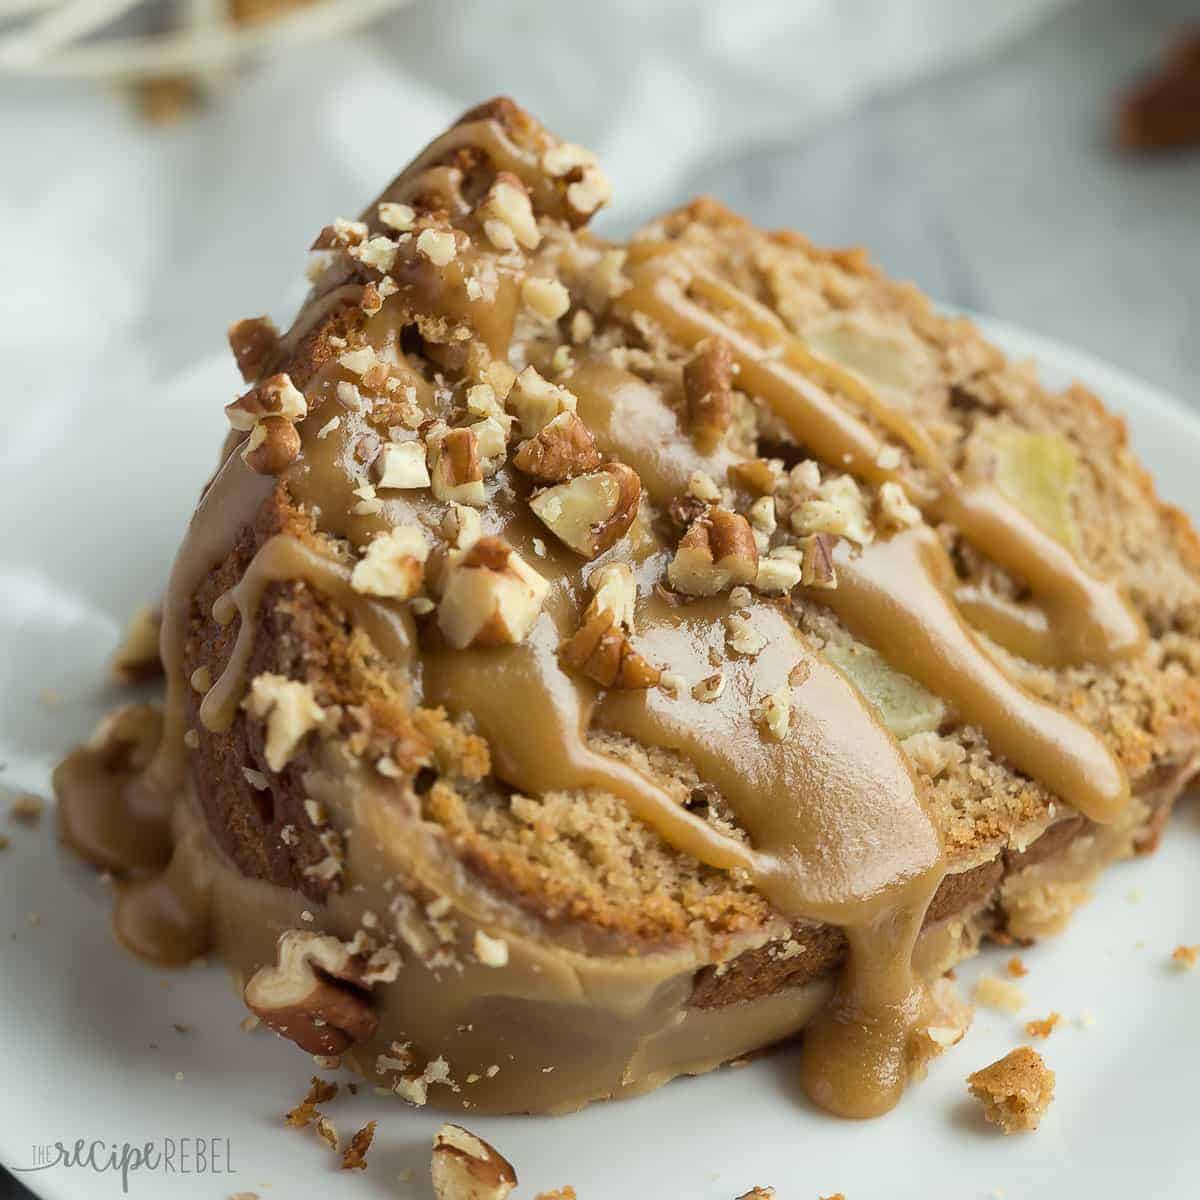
[55, 98, 1200, 1120]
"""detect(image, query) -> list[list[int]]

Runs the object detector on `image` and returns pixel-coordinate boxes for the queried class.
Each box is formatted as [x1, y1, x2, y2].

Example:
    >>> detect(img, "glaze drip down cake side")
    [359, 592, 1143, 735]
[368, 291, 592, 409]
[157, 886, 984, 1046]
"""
[55, 98, 1200, 1119]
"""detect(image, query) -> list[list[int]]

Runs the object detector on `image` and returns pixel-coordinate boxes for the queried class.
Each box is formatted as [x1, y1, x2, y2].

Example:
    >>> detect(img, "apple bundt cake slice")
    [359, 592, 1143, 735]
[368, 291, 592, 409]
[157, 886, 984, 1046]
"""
[57, 98, 1200, 1119]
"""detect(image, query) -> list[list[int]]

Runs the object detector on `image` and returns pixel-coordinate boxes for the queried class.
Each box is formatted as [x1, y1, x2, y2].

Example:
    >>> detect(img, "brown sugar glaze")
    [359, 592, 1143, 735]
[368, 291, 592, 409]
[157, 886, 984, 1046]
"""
[56, 106, 1140, 1119]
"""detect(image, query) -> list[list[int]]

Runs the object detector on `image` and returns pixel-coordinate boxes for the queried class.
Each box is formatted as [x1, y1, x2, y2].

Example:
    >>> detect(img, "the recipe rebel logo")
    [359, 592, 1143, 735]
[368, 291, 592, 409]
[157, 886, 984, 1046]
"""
[13, 1136, 236, 1193]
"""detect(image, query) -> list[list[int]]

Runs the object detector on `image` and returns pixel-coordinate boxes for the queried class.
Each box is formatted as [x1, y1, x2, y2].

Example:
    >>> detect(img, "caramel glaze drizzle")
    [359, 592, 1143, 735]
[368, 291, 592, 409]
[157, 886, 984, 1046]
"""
[617, 248, 1147, 673]
[200, 533, 417, 734]
[56, 455, 272, 876]
[55, 114, 1144, 1121]
[824, 529, 1128, 822]
[55, 449, 274, 960]
[934, 484, 1145, 668]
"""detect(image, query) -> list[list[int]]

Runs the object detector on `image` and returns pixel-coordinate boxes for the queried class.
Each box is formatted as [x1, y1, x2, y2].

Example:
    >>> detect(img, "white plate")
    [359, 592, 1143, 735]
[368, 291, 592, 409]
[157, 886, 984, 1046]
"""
[1, 318, 1197, 1200]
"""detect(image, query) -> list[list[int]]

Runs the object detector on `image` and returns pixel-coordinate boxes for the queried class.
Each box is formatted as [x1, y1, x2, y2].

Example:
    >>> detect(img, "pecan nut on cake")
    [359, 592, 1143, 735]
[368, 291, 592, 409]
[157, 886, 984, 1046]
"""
[56, 98, 1200, 1119]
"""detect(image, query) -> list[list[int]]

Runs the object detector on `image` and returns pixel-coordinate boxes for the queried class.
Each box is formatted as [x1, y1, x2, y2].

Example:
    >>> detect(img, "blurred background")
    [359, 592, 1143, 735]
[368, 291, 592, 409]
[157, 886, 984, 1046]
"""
[1, 0, 1198, 449]
[0, 0, 1196, 1189]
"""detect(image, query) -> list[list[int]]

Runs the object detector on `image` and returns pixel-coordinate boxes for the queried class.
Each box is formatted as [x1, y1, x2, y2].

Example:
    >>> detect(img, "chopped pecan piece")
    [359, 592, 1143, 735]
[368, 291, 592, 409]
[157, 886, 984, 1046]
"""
[800, 533, 839, 589]
[243, 931, 378, 1056]
[437, 537, 549, 648]
[559, 561, 657, 688]
[311, 218, 367, 249]
[351, 526, 429, 601]
[683, 337, 734, 448]
[478, 172, 540, 252]
[431, 1124, 517, 1200]
[728, 457, 780, 496]
[511, 411, 601, 482]
[225, 372, 307, 431]
[507, 366, 577, 437]
[430, 428, 486, 506]
[667, 509, 758, 596]
[242, 416, 302, 475]
[529, 462, 641, 558]
[560, 607, 660, 689]
[227, 316, 280, 383]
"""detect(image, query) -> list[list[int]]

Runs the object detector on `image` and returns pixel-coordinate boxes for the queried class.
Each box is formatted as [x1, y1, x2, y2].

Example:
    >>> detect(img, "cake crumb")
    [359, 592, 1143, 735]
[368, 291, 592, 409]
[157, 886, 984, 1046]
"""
[285, 1076, 338, 1128]
[967, 1046, 1055, 1133]
[341, 1120, 376, 1170]
[8, 794, 43, 825]
[111, 604, 162, 682]
[315, 1114, 338, 1151]
[1005, 956, 1028, 978]
[734, 1190, 775, 1200]
[1171, 944, 1199, 970]
[1024, 1012, 1061, 1039]
[973, 975, 1026, 1013]
[534, 1191, 578, 1200]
